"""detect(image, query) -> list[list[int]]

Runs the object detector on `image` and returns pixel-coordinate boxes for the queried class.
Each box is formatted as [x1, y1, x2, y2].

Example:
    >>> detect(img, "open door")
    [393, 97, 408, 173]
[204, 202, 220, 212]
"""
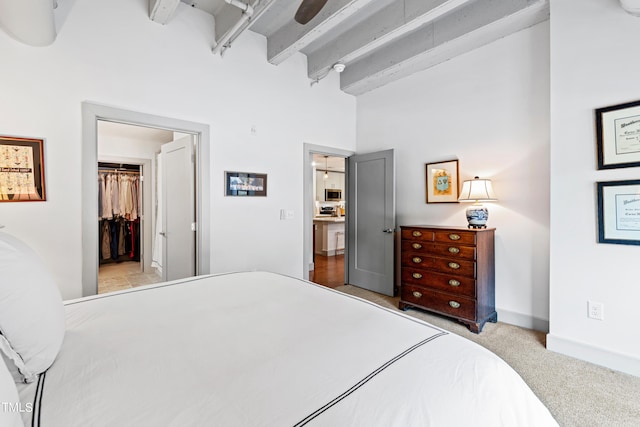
[160, 136, 196, 281]
[347, 149, 395, 296]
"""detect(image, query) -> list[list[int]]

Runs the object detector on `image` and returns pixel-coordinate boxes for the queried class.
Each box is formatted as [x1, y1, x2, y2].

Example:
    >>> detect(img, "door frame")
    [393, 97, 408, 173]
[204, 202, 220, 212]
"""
[302, 143, 354, 281]
[82, 102, 211, 297]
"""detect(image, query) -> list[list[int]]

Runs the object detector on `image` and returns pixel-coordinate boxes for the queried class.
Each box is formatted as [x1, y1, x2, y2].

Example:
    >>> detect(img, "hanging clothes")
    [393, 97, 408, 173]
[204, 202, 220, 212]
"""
[98, 167, 141, 264]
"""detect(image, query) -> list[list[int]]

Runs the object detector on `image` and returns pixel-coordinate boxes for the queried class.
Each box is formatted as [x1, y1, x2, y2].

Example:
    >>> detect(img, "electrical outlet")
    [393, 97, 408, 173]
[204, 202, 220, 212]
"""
[588, 301, 604, 320]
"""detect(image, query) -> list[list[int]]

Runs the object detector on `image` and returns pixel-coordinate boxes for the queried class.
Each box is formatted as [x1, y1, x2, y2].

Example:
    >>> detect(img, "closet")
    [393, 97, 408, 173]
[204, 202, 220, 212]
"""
[98, 162, 141, 265]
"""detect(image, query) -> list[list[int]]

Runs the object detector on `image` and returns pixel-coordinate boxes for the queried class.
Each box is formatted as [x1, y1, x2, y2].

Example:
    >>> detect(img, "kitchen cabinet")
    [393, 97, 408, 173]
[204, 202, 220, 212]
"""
[315, 171, 345, 201]
[313, 218, 345, 256]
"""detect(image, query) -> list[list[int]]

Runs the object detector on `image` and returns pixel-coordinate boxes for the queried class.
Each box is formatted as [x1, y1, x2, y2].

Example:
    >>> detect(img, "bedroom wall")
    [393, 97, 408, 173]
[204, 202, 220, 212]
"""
[0, 0, 356, 300]
[357, 22, 551, 330]
[547, 1, 640, 377]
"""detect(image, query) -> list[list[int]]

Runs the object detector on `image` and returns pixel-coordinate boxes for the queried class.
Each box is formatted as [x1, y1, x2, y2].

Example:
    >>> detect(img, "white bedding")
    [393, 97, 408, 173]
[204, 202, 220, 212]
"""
[18, 272, 557, 426]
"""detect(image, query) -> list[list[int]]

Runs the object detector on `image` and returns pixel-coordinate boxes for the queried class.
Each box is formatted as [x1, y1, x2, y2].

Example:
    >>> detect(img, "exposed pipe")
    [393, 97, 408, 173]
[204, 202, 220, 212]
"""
[225, 0, 254, 17]
[212, 0, 260, 55]
[0, 0, 56, 46]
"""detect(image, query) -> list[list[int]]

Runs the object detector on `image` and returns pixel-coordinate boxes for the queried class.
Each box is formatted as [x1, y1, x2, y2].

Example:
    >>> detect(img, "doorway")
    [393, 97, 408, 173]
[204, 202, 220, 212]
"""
[81, 102, 211, 297]
[309, 154, 346, 288]
[96, 121, 192, 294]
[303, 144, 354, 287]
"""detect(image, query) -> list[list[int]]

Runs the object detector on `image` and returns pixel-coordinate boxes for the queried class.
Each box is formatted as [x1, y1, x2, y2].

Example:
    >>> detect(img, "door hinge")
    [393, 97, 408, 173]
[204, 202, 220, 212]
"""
[140, 175, 144, 182]
[191, 222, 197, 232]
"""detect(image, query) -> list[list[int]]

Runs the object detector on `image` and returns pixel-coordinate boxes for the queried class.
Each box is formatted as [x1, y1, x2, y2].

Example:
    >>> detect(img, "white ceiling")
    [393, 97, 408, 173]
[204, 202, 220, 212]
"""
[171, 0, 549, 95]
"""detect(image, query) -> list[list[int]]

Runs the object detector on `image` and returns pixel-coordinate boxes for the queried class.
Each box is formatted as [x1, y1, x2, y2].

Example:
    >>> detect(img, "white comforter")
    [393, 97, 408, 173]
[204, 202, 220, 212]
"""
[19, 272, 557, 426]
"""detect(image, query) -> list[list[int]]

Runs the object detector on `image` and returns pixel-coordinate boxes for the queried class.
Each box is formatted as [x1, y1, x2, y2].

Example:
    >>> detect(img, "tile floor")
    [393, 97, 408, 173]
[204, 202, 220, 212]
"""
[98, 261, 162, 294]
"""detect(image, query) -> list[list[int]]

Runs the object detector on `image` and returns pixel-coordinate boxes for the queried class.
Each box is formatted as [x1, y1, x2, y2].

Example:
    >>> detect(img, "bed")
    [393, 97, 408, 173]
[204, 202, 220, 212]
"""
[0, 232, 557, 426]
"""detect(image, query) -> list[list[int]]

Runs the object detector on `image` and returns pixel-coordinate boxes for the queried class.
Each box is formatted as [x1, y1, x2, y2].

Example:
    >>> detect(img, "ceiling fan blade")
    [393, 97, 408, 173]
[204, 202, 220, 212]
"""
[294, 0, 329, 25]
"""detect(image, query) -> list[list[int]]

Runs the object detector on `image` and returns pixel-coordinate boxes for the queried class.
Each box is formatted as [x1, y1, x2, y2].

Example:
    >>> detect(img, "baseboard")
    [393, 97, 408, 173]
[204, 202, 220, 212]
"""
[546, 333, 640, 377]
[497, 309, 549, 332]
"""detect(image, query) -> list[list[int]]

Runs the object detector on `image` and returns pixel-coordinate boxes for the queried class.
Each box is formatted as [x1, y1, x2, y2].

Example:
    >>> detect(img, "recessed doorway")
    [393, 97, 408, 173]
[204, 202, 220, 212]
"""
[304, 145, 353, 288]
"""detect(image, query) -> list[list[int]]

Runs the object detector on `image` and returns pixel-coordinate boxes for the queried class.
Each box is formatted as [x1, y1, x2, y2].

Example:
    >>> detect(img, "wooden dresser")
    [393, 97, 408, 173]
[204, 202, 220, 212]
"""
[398, 225, 497, 333]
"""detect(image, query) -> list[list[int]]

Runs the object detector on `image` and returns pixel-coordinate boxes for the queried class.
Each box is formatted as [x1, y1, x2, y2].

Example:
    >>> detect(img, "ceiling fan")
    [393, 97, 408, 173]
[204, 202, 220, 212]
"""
[294, 0, 329, 24]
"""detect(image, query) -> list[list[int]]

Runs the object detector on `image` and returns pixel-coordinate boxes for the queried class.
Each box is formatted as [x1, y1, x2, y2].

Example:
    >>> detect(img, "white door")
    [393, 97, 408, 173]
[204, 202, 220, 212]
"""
[347, 149, 395, 296]
[160, 136, 196, 281]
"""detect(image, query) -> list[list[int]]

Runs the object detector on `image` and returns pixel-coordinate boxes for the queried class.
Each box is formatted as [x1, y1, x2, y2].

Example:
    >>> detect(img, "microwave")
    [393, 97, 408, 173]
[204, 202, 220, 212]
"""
[325, 189, 342, 201]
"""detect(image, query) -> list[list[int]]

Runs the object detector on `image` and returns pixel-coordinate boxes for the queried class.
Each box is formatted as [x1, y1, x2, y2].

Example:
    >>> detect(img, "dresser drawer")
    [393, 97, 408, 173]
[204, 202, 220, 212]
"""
[401, 240, 476, 260]
[434, 230, 476, 245]
[402, 253, 476, 278]
[402, 268, 476, 298]
[401, 228, 435, 242]
[401, 284, 476, 321]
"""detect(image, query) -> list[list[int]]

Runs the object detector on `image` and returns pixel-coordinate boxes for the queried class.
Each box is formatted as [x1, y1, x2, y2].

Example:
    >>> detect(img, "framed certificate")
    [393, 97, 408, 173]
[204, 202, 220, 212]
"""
[597, 180, 640, 246]
[425, 159, 459, 203]
[596, 100, 640, 169]
[0, 136, 46, 202]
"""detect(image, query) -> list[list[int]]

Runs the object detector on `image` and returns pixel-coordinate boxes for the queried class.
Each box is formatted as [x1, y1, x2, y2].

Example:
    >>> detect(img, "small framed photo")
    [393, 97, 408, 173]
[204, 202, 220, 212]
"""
[425, 159, 459, 203]
[595, 100, 640, 169]
[225, 171, 267, 197]
[597, 179, 640, 246]
[0, 136, 46, 202]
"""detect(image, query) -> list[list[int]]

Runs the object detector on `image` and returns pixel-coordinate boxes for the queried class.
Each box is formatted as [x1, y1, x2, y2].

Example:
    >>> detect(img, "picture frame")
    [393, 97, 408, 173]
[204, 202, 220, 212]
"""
[0, 136, 46, 202]
[425, 159, 459, 203]
[597, 179, 640, 246]
[595, 99, 640, 169]
[225, 171, 267, 197]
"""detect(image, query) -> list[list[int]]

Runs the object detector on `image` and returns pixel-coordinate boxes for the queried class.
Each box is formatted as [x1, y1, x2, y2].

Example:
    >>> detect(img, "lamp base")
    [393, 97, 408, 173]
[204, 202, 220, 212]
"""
[465, 205, 489, 229]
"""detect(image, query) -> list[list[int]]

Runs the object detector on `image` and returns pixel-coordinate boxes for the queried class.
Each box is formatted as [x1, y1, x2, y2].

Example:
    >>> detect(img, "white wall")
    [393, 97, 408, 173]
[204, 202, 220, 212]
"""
[547, 1, 640, 377]
[0, 0, 355, 300]
[357, 22, 551, 330]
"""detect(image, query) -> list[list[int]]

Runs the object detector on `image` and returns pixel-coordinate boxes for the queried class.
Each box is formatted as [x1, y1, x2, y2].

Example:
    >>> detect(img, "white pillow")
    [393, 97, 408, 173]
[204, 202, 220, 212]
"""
[0, 232, 65, 383]
[0, 358, 24, 427]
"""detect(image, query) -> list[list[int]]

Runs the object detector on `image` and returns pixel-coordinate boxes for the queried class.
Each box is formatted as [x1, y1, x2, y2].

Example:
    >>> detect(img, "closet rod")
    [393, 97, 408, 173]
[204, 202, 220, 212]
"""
[98, 169, 140, 175]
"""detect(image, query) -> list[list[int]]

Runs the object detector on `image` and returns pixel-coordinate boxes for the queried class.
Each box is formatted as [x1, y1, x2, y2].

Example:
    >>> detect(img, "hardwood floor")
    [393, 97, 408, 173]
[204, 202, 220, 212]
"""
[310, 254, 345, 288]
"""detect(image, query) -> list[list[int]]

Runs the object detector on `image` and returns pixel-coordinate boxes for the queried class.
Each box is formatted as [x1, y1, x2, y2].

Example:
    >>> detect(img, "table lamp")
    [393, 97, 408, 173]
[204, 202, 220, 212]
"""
[458, 176, 497, 228]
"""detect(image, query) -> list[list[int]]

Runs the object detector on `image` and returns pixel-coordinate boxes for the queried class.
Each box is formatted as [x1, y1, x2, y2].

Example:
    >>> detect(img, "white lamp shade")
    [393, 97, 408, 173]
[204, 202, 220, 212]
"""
[458, 177, 497, 202]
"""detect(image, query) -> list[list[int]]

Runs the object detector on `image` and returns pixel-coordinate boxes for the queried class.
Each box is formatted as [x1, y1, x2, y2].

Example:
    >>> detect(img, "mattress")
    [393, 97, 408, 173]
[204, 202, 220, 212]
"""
[18, 271, 557, 426]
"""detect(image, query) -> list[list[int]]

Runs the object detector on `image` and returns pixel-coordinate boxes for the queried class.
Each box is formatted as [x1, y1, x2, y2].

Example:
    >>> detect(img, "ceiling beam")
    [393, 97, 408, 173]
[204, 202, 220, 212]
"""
[340, 0, 549, 95]
[149, 0, 180, 25]
[306, 0, 473, 80]
[267, 0, 376, 66]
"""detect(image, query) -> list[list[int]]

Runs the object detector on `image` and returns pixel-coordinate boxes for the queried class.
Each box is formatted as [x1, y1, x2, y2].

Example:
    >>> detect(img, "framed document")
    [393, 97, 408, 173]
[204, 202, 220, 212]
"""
[597, 180, 640, 246]
[0, 136, 46, 202]
[596, 100, 640, 169]
[425, 159, 459, 203]
[225, 171, 267, 197]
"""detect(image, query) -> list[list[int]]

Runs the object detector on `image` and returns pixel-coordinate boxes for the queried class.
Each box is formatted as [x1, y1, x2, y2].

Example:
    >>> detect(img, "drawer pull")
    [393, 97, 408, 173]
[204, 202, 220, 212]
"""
[412, 243, 423, 250]
[412, 272, 423, 279]
[448, 279, 461, 287]
[448, 247, 460, 254]
[412, 291, 423, 298]
[412, 231, 423, 237]
[448, 233, 461, 241]
[412, 257, 423, 264]
[449, 301, 461, 309]
[448, 262, 460, 269]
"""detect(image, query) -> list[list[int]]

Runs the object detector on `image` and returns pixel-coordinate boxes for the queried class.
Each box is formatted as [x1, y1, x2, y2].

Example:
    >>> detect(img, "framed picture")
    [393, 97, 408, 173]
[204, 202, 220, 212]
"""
[225, 171, 267, 197]
[0, 136, 46, 202]
[595, 100, 640, 169]
[597, 179, 640, 246]
[425, 159, 459, 203]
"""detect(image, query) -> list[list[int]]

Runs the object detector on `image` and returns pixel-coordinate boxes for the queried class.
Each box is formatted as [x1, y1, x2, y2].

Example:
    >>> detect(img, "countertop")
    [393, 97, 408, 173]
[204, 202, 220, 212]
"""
[313, 216, 345, 223]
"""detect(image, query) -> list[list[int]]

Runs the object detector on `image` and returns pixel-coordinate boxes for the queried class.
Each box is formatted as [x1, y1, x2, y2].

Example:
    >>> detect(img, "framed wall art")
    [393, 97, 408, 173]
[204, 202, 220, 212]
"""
[225, 171, 267, 197]
[425, 159, 459, 203]
[595, 99, 640, 169]
[597, 179, 640, 246]
[0, 136, 46, 202]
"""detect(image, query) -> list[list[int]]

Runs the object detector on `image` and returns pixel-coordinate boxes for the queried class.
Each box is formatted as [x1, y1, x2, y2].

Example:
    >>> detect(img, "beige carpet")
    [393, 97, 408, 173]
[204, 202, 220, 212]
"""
[334, 285, 640, 427]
